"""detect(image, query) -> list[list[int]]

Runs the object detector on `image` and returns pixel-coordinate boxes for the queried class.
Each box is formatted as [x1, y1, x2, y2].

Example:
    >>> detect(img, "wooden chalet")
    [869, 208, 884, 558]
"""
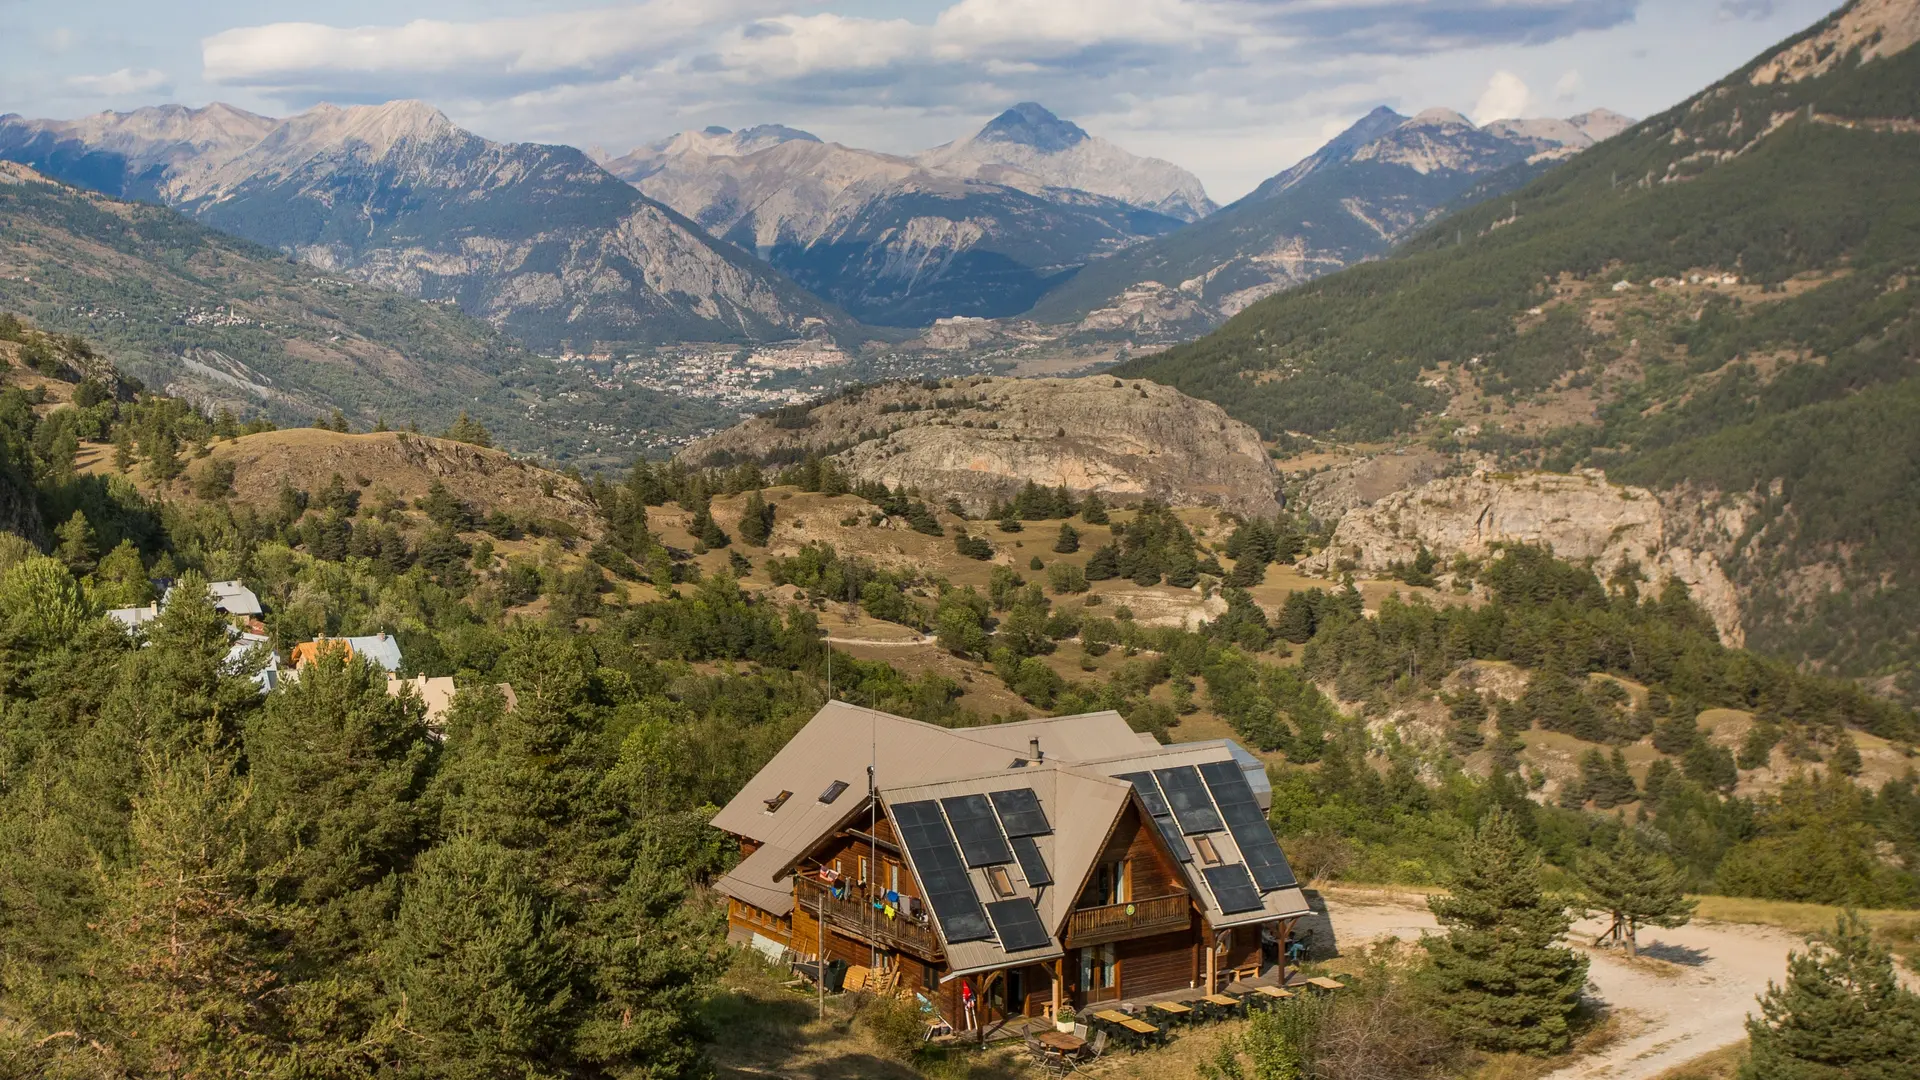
[711, 703, 1313, 1032]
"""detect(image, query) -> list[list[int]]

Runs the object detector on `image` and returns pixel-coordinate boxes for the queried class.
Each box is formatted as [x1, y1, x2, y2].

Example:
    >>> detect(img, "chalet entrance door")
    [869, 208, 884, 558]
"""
[1075, 943, 1119, 1006]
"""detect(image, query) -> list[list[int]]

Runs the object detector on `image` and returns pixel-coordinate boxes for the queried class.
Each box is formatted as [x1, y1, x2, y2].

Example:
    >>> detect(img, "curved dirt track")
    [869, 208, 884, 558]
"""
[1316, 887, 1803, 1080]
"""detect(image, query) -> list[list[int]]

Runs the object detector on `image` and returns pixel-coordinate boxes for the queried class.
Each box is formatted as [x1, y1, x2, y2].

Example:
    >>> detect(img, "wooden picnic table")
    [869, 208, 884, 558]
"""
[1146, 1000, 1192, 1024]
[1091, 1009, 1131, 1024]
[1304, 976, 1346, 991]
[1255, 985, 1295, 998]
[1036, 1030, 1085, 1055]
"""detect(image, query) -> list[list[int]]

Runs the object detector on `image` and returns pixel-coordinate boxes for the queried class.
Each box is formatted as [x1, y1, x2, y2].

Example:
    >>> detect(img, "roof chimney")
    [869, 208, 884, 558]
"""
[1030, 737, 1042, 763]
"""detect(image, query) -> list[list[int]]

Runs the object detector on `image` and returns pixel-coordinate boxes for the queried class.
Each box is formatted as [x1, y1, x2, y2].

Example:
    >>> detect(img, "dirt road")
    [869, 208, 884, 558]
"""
[1316, 887, 1803, 1080]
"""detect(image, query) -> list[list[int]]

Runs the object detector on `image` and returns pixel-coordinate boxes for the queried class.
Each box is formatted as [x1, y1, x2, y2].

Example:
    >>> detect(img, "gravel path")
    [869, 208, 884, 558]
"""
[1315, 887, 1802, 1080]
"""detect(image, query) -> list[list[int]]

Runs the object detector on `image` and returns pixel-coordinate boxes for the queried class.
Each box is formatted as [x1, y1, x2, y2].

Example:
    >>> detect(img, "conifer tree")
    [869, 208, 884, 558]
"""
[737, 489, 774, 546]
[1053, 521, 1081, 553]
[442, 410, 493, 447]
[1742, 912, 1920, 1080]
[1080, 492, 1109, 525]
[1424, 809, 1589, 1054]
[245, 651, 437, 958]
[1581, 830, 1696, 955]
[54, 510, 97, 574]
[387, 834, 576, 1076]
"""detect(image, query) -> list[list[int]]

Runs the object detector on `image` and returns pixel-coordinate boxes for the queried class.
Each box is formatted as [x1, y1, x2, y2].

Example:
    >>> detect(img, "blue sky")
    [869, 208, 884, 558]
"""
[1, 0, 1845, 200]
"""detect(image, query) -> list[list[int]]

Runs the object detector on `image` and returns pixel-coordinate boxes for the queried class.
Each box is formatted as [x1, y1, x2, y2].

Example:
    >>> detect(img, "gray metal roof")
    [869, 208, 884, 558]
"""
[717, 842, 799, 917]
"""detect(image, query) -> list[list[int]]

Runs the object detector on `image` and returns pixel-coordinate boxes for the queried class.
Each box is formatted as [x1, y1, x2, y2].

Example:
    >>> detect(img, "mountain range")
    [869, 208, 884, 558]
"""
[603, 104, 1208, 326]
[1021, 105, 1633, 339]
[0, 160, 728, 460]
[0, 100, 850, 350]
[0, 95, 1630, 346]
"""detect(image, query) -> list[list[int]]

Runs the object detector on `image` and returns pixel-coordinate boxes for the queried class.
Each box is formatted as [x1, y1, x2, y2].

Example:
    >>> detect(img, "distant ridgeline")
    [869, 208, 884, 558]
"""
[1118, 0, 1920, 697]
[0, 164, 730, 465]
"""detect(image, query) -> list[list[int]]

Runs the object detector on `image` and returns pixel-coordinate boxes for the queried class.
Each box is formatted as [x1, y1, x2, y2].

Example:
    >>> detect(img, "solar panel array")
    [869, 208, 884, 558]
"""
[1117, 771, 1193, 863]
[1199, 760, 1298, 891]
[1202, 863, 1264, 915]
[1011, 835, 1053, 886]
[941, 794, 1014, 868]
[1154, 766, 1226, 835]
[892, 800, 993, 942]
[1115, 771, 1170, 817]
[988, 788, 1052, 837]
[985, 898, 1052, 953]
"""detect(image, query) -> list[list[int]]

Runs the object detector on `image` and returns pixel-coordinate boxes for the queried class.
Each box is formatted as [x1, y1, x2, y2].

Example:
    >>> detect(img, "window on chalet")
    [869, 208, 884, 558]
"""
[764, 790, 793, 813]
[819, 780, 849, 804]
[1195, 835, 1222, 866]
[987, 865, 1016, 898]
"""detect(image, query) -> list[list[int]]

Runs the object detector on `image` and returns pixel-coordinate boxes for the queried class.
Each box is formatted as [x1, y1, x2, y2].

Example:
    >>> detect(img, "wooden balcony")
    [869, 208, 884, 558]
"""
[797, 878, 943, 959]
[1066, 893, 1192, 946]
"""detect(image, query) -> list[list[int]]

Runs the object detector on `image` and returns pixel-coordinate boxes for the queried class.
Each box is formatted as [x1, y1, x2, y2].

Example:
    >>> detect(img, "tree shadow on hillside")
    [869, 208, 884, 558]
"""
[1637, 941, 1711, 967]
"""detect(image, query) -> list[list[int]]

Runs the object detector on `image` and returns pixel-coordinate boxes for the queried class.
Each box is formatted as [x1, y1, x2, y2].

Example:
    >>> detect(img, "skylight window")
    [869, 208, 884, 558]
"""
[819, 780, 849, 804]
[764, 790, 793, 813]
[1195, 835, 1222, 865]
[987, 865, 1016, 898]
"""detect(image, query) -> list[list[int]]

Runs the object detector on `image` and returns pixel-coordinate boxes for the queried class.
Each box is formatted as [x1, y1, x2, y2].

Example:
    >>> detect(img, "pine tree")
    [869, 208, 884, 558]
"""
[54, 509, 97, 573]
[387, 834, 576, 1076]
[112, 424, 136, 471]
[1581, 830, 1696, 955]
[1742, 912, 1920, 1080]
[51, 738, 294, 1076]
[442, 411, 493, 448]
[1079, 492, 1109, 525]
[737, 489, 774, 546]
[1053, 521, 1081, 553]
[1423, 809, 1589, 1054]
[245, 651, 436, 959]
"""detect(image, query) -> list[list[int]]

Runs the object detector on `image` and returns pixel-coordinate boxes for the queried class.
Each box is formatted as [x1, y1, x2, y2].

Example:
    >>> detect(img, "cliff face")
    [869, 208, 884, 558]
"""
[1303, 470, 1744, 645]
[680, 376, 1284, 518]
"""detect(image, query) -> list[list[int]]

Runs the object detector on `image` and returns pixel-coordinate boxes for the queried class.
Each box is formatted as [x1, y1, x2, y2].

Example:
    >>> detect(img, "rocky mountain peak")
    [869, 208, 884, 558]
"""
[1569, 108, 1635, 142]
[975, 102, 1089, 152]
[1403, 107, 1476, 130]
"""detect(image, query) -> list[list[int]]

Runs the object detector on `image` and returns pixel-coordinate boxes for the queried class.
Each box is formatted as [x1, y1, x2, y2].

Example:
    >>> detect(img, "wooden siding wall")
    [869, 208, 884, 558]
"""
[1118, 929, 1199, 999]
[727, 899, 794, 949]
[1076, 805, 1186, 906]
[808, 828, 918, 907]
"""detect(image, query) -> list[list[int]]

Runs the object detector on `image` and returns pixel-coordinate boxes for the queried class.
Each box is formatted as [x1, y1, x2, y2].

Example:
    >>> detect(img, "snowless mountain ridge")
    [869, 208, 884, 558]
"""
[0, 99, 851, 347]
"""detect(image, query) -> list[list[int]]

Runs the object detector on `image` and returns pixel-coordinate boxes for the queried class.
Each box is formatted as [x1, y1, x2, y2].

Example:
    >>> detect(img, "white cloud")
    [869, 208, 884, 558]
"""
[1471, 70, 1533, 124]
[1554, 69, 1582, 100]
[203, 1, 784, 89]
[66, 67, 170, 96]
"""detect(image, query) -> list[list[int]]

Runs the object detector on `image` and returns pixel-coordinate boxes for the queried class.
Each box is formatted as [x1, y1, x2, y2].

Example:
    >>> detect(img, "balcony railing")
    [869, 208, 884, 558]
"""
[796, 878, 943, 959]
[1067, 893, 1192, 946]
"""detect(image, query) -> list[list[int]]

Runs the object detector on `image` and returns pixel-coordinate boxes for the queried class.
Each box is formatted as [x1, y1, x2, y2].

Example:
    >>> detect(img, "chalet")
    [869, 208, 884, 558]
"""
[712, 703, 1312, 1032]
[290, 633, 404, 673]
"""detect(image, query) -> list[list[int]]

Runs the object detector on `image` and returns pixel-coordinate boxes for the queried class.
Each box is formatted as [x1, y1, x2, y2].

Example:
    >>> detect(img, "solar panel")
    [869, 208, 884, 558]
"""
[985, 898, 1052, 953]
[1153, 815, 1193, 862]
[892, 800, 993, 942]
[1202, 863, 1264, 915]
[941, 794, 1014, 867]
[1200, 760, 1299, 892]
[1154, 766, 1225, 835]
[988, 788, 1052, 837]
[1115, 771, 1170, 818]
[1011, 835, 1053, 886]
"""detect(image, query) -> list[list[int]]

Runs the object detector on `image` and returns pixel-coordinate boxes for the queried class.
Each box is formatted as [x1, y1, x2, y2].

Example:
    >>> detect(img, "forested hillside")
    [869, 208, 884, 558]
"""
[1117, 0, 1920, 697]
[0, 317, 1916, 1074]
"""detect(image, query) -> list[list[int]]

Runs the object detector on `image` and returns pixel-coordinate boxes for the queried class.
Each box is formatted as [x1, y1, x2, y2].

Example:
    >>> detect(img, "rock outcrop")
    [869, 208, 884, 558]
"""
[1303, 470, 1743, 644]
[680, 376, 1283, 519]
